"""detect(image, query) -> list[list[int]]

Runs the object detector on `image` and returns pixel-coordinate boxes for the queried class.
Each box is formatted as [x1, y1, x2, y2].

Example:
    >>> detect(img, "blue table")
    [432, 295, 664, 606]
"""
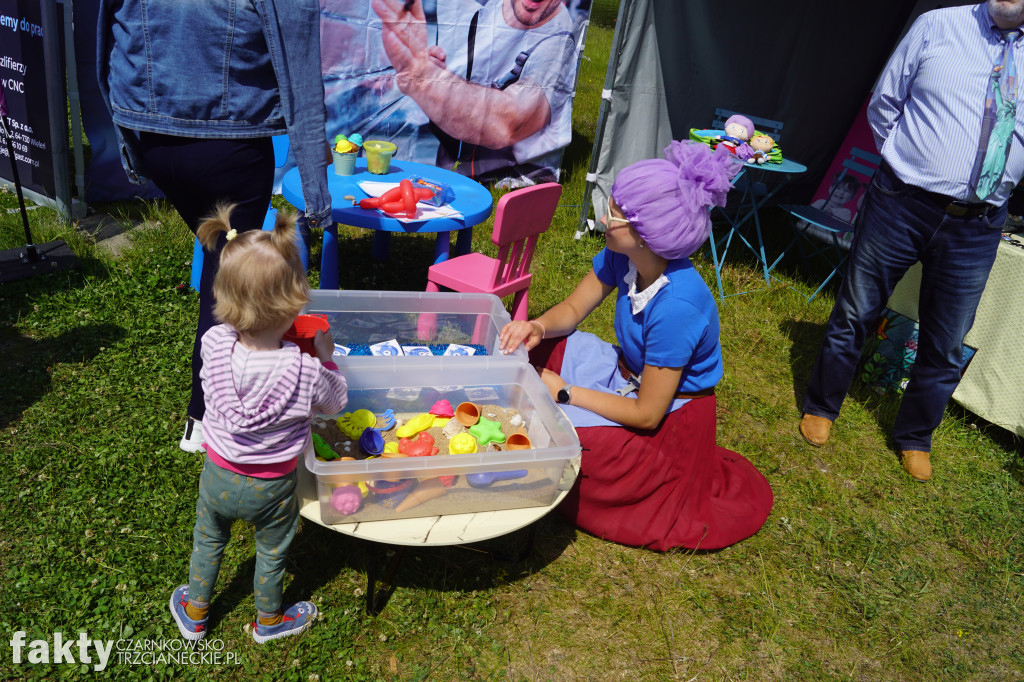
[281, 158, 494, 289]
[708, 157, 807, 301]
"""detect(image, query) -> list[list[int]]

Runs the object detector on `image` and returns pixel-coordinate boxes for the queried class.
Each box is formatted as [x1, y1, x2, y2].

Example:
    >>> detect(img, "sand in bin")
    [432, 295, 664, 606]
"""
[312, 406, 560, 523]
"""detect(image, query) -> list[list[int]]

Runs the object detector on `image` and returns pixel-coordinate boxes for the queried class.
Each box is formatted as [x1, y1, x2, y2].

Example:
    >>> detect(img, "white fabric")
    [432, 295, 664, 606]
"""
[624, 261, 670, 315]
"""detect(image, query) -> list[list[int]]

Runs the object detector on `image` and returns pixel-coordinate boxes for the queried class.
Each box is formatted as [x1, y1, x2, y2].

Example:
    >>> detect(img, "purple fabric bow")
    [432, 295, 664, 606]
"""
[611, 141, 744, 260]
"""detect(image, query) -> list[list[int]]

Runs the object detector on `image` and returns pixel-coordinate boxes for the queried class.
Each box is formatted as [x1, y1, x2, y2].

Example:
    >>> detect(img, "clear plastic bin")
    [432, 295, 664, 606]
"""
[304, 359, 580, 523]
[303, 290, 528, 363]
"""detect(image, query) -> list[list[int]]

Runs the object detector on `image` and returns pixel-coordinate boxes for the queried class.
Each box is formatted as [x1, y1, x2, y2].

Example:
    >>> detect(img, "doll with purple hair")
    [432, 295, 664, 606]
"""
[715, 114, 756, 161]
[498, 141, 773, 551]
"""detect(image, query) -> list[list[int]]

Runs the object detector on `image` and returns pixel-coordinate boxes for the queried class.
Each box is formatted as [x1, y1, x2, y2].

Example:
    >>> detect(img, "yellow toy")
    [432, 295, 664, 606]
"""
[449, 433, 478, 454]
[333, 133, 361, 154]
[395, 412, 435, 438]
[337, 409, 376, 439]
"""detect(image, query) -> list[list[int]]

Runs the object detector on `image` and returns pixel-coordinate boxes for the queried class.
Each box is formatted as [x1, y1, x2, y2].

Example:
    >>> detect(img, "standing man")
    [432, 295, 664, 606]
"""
[799, 0, 1024, 481]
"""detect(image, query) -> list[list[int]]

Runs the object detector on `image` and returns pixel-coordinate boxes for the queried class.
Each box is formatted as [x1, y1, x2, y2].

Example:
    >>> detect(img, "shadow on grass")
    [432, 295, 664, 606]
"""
[779, 319, 824, 412]
[208, 511, 578, 623]
[310, 226, 447, 292]
[0, 322, 125, 430]
[780, 316, 905, 455]
[946, 403, 1024, 485]
[0, 257, 123, 429]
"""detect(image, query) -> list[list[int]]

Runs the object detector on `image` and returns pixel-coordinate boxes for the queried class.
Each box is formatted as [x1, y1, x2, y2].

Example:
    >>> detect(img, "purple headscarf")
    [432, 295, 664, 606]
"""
[610, 141, 743, 260]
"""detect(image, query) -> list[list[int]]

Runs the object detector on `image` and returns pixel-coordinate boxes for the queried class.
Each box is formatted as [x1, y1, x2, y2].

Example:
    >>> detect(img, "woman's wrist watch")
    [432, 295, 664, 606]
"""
[556, 384, 573, 404]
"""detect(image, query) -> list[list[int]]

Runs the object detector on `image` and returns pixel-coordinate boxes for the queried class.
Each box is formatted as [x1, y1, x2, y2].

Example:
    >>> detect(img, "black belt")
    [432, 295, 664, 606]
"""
[919, 190, 995, 218]
[616, 355, 715, 400]
[880, 162, 997, 218]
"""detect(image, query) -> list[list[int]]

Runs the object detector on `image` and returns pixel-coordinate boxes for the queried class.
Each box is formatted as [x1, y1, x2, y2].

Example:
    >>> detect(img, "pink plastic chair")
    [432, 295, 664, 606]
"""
[424, 182, 562, 323]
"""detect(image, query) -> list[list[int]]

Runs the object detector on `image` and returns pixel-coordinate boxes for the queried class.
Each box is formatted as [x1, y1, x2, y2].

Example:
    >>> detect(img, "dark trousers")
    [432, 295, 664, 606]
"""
[135, 132, 274, 421]
[803, 162, 1003, 451]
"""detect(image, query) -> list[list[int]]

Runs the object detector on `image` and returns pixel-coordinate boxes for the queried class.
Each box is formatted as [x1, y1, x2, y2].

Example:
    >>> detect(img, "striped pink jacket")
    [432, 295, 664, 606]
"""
[200, 324, 348, 466]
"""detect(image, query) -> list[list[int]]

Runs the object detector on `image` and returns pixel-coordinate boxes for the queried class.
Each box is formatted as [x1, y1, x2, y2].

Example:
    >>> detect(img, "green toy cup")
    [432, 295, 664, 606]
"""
[364, 140, 398, 174]
[332, 150, 357, 176]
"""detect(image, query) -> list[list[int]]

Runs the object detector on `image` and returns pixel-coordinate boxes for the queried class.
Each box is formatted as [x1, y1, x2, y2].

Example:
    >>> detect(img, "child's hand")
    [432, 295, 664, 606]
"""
[314, 329, 335, 364]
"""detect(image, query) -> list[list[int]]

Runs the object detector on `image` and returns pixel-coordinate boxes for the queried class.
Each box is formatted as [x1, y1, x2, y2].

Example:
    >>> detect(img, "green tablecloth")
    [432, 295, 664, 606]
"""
[887, 239, 1024, 437]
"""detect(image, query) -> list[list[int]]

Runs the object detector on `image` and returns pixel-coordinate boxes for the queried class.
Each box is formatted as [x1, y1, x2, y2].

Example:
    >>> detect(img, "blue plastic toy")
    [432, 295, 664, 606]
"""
[466, 470, 528, 487]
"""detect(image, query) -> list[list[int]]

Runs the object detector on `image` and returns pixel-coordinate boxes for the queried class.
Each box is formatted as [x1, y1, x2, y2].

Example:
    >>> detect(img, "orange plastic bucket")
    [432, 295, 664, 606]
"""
[283, 314, 329, 356]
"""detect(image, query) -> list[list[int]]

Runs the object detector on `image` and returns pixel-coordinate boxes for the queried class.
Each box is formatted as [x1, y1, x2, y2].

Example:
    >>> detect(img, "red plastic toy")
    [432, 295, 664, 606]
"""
[358, 179, 434, 218]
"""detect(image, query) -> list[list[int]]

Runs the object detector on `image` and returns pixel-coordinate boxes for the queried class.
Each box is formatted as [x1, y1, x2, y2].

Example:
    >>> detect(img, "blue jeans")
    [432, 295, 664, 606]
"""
[188, 457, 298, 616]
[803, 163, 1003, 452]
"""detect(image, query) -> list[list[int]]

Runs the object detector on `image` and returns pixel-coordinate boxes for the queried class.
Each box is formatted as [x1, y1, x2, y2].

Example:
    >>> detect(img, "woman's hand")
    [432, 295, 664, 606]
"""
[499, 320, 543, 354]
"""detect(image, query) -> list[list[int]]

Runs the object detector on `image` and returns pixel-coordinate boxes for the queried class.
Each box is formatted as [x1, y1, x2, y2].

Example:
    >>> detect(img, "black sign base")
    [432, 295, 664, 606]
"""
[0, 239, 79, 283]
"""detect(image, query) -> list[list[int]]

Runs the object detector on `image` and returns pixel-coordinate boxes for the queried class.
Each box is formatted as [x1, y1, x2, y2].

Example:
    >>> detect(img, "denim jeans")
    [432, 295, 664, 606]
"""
[188, 457, 298, 616]
[803, 163, 1003, 452]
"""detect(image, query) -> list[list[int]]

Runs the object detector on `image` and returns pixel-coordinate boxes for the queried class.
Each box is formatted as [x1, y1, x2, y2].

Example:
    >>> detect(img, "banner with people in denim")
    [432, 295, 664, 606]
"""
[320, 0, 591, 186]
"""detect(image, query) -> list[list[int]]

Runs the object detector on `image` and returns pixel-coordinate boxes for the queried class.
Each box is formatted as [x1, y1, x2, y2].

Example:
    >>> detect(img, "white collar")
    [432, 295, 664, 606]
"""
[625, 261, 670, 314]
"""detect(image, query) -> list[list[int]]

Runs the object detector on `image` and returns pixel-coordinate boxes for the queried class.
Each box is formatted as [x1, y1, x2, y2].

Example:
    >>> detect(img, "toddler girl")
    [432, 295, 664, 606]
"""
[169, 205, 348, 643]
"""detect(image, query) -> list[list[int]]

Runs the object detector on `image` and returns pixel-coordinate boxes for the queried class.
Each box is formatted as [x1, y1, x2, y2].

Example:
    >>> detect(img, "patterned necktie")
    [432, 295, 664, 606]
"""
[974, 29, 1021, 201]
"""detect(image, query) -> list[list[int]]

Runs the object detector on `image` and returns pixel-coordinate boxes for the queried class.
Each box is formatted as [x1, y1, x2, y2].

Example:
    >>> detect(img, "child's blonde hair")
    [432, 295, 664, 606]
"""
[196, 204, 310, 334]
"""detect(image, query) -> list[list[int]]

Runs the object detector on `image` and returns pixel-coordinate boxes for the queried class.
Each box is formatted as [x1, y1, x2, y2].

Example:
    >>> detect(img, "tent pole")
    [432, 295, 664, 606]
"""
[64, 0, 87, 219]
[575, 0, 632, 239]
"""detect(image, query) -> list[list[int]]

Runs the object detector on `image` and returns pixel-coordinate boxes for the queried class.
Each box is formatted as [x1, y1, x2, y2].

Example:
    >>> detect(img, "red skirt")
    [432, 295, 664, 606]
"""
[532, 337, 773, 551]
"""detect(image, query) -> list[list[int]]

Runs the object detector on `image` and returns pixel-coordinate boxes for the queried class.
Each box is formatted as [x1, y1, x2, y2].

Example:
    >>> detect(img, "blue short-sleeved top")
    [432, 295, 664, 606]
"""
[592, 248, 722, 393]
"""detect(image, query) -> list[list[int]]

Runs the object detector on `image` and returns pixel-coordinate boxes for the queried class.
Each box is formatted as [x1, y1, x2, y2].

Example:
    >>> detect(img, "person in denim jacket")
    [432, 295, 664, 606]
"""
[97, 0, 333, 452]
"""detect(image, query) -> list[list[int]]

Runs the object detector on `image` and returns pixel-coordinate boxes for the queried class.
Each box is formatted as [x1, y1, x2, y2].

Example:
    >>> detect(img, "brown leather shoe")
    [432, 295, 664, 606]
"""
[901, 450, 932, 482]
[799, 414, 832, 446]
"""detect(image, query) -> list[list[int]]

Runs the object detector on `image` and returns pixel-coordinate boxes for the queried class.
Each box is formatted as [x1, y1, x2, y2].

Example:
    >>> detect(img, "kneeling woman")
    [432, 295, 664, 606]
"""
[499, 141, 773, 551]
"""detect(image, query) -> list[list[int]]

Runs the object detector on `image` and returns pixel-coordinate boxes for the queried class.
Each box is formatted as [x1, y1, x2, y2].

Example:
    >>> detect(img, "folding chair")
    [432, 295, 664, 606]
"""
[712, 108, 784, 144]
[779, 146, 881, 303]
[705, 108, 790, 300]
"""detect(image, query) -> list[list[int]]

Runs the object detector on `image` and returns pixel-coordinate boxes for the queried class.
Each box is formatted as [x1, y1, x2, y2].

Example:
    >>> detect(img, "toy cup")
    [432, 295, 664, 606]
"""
[367, 478, 414, 508]
[283, 314, 329, 357]
[505, 432, 531, 450]
[331, 485, 363, 515]
[364, 140, 397, 174]
[332, 150, 357, 176]
[358, 428, 384, 457]
[455, 402, 481, 427]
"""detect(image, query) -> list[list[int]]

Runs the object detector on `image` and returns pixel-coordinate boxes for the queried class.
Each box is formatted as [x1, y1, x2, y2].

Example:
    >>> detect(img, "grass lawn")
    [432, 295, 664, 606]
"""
[2, 16, 1023, 682]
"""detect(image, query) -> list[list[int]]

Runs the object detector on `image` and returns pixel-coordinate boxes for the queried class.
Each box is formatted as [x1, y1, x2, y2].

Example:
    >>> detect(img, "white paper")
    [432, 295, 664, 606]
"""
[443, 344, 477, 356]
[369, 339, 404, 356]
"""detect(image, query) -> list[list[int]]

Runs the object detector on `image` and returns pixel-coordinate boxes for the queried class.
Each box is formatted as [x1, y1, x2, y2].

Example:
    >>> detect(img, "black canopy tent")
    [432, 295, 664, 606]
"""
[578, 0, 934, 236]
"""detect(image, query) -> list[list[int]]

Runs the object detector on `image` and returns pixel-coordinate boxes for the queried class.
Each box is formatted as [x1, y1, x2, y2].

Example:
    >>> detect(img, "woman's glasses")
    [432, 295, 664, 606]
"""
[606, 196, 631, 229]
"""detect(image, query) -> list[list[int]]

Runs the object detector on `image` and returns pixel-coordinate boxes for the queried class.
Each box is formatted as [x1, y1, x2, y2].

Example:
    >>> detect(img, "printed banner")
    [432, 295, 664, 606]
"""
[0, 0, 59, 199]
[320, 0, 591, 186]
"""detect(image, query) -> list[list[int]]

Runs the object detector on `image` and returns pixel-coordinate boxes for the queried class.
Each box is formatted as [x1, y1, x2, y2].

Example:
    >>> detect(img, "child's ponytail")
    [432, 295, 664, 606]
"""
[268, 209, 301, 265]
[196, 203, 237, 252]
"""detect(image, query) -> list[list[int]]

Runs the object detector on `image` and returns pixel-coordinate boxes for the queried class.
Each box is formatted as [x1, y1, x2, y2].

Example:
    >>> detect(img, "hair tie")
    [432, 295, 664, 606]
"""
[225, 228, 238, 241]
